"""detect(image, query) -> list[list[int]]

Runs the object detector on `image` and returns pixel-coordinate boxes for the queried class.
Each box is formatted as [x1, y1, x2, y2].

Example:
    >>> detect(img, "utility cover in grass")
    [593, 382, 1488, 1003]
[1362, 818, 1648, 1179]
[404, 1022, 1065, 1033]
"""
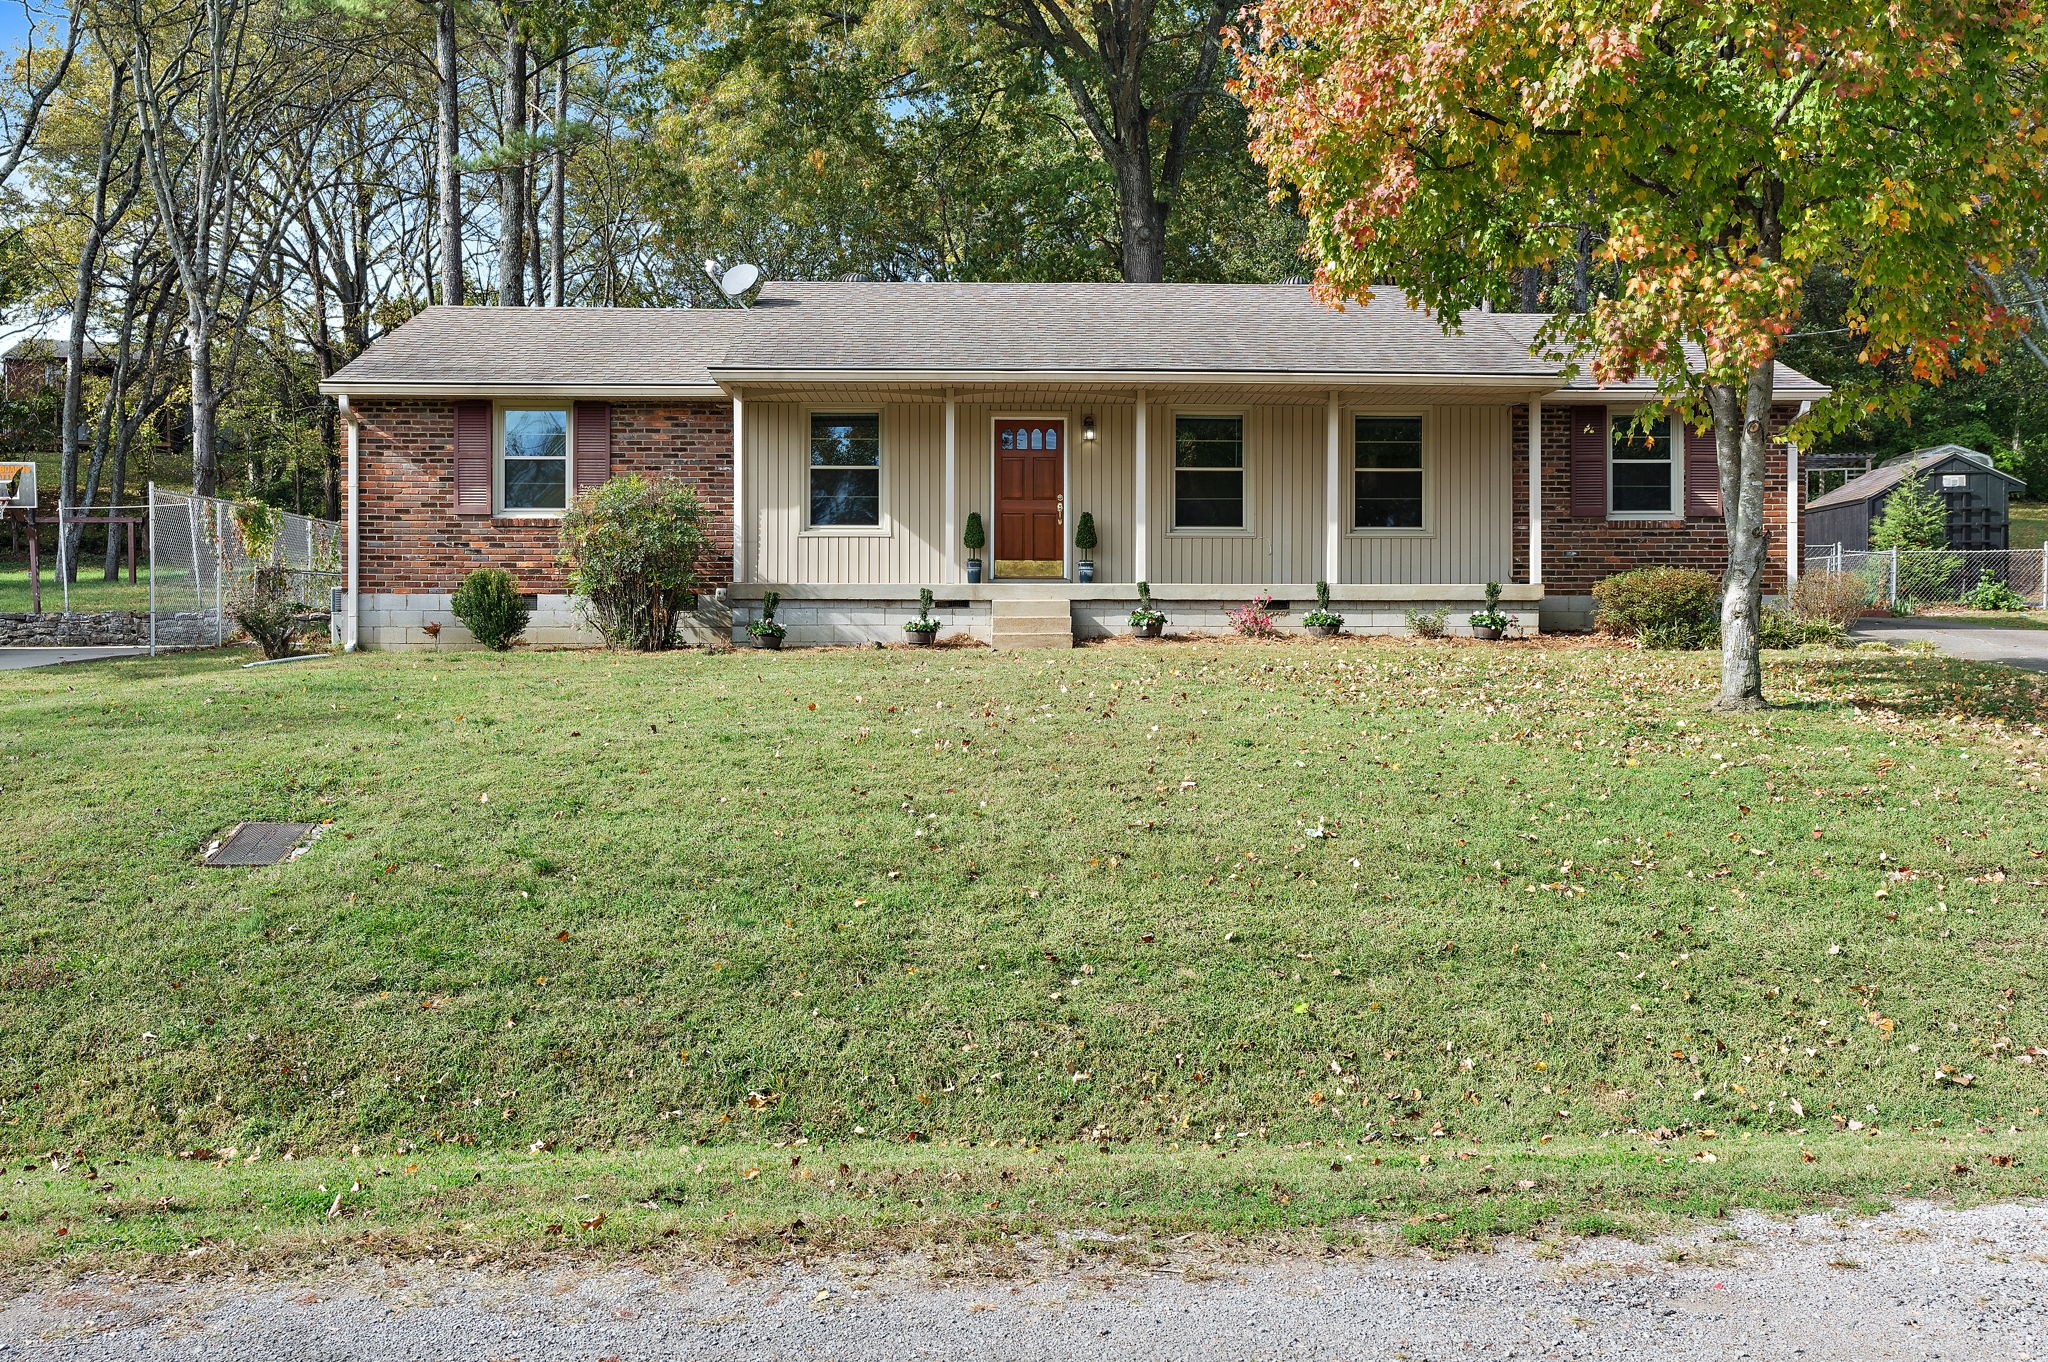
[203, 822, 321, 867]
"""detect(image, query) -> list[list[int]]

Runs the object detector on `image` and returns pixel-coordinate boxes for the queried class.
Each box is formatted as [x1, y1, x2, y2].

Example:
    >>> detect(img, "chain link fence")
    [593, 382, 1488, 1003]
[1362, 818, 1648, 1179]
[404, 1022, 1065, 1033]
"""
[147, 485, 343, 654]
[1802, 544, 2048, 612]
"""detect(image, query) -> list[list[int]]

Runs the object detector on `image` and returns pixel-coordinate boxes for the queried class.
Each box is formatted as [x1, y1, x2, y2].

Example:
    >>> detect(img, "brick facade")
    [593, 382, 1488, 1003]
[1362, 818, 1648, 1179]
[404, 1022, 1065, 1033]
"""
[354, 397, 734, 595]
[1512, 401, 1795, 595]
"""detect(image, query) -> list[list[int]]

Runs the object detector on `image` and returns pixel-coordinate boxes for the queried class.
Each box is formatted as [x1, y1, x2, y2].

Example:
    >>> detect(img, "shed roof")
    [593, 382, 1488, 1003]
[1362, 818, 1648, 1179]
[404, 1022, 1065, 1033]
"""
[1804, 444, 2024, 512]
[322, 284, 1831, 399]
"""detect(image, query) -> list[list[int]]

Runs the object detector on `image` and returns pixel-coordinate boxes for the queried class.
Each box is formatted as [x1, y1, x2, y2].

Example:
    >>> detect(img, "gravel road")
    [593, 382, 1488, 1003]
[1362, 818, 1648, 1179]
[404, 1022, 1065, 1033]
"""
[6, 1201, 2044, 1361]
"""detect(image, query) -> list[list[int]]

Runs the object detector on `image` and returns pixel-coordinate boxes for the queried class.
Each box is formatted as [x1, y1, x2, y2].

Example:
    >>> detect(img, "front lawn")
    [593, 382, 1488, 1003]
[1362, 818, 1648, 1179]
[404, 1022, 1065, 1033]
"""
[2, 639, 2043, 1264]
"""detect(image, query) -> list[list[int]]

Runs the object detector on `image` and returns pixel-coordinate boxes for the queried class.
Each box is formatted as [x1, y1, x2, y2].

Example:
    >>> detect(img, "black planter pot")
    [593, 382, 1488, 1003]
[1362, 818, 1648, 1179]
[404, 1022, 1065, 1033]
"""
[1472, 626, 1503, 641]
[905, 629, 938, 647]
[747, 633, 783, 650]
[966, 558, 983, 584]
[1077, 560, 1095, 583]
[1132, 621, 1162, 639]
[1306, 622, 1341, 638]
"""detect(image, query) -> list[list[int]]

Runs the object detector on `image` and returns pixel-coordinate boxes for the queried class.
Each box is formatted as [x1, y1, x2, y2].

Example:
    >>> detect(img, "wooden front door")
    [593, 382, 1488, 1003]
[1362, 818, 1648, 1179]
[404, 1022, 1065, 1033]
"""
[994, 418, 1065, 579]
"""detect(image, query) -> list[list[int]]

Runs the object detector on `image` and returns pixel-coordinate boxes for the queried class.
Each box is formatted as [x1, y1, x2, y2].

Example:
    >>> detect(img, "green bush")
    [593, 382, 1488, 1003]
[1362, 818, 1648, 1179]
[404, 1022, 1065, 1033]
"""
[450, 567, 530, 651]
[1757, 606, 1843, 650]
[1960, 573, 2028, 612]
[1593, 568, 1721, 645]
[226, 565, 306, 660]
[560, 475, 709, 651]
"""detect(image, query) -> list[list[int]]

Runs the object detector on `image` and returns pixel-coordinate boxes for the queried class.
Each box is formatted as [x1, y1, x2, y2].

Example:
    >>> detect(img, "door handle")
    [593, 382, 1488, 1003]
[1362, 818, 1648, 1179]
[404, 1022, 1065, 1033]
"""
[1057, 494, 1064, 521]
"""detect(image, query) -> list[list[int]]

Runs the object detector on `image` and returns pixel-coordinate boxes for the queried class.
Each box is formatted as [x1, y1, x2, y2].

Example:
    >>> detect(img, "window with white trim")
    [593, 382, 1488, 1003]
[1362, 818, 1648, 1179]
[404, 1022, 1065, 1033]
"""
[1173, 414, 1244, 529]
[1609, 413, 1675, 516]
[500, 407, 569, 511]
[1353, 415, 1424, 529]
[809, 411, 881, 528]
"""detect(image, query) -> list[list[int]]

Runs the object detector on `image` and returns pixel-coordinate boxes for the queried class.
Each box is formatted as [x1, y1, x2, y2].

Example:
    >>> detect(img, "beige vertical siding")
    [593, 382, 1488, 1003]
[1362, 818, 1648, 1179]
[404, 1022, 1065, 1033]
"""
[1340, 402, 1514, 584]
[745, 388, 1514, 587]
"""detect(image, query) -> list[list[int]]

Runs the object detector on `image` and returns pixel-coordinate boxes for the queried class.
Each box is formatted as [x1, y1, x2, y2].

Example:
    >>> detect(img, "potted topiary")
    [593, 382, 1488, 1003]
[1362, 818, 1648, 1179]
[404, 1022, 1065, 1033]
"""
[1302, 580, 1344, 638]
[1467, 580, 1511, 641]
[747, 589, 787, 649]
[1074, 512, 1097, 583]
[1128, 580, 1167, 639]
[964, 512, 986, 584]
[903, 587, 940, 646]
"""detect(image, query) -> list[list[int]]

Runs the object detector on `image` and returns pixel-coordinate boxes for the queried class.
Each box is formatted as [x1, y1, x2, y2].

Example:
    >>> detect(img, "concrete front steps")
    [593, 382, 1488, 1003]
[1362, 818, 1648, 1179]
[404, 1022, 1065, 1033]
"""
[990, 595, 1074, 650]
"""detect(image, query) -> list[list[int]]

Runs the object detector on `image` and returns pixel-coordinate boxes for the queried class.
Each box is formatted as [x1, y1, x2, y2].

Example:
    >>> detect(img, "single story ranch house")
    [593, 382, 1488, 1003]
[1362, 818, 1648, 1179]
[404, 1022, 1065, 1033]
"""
[319, 282, 1828, 649]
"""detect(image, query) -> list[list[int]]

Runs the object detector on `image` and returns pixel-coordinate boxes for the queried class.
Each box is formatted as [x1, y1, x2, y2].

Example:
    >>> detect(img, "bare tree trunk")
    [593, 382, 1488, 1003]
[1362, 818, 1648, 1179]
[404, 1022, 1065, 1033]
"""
[498, 15, 527, 306]
[1518, 266, 1542, 312]
[436, 0, 463, 305]
[60, 70, 127, 582]
[1573, 226, 1591, 311]
[548, 53, 566, 306]
[1704, 360, 1778, 710]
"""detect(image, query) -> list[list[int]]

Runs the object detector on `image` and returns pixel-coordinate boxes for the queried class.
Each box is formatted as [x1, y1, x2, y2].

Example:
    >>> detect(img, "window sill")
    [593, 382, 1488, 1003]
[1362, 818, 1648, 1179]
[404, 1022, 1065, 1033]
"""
[1347, 527, 1434, 539]
[1605, 512, 1682, 523]
[496, 509, 566, 521]
[1167, 527, 1254, 538]
[800, 525, 891, 538]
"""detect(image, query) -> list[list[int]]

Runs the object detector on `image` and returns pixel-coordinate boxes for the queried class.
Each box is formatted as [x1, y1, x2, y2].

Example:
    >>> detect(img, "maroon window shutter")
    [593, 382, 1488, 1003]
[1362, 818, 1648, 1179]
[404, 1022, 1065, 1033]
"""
[453, 400, 491, 516]
[1568, 406, 1607, 518]
[572, 401, 611, 495]
[1684, 423, 1721, 518]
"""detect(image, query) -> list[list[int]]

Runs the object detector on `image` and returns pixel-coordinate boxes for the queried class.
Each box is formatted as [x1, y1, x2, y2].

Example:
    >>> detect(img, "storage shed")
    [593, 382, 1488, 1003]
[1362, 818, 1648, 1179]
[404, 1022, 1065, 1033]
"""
[1803, 444, 2025, 552]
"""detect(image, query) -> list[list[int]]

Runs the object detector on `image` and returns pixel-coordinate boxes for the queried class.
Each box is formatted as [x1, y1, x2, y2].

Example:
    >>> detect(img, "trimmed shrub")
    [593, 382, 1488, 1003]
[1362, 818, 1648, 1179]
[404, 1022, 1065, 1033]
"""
[560, 475, 709, 651]
[450, 567, 529, 651]
[1758, 606, 1843, 649]
[1593, 568, 1720, 647]
[1786, 569, 1871, 628]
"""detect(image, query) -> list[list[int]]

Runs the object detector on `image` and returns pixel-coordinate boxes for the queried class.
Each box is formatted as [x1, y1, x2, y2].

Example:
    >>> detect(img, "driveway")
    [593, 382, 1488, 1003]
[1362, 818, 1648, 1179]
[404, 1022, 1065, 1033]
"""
[1853, 616, 2048, 673]
[5, 1202, 2044, 1361]
[0, 646, 149, 671]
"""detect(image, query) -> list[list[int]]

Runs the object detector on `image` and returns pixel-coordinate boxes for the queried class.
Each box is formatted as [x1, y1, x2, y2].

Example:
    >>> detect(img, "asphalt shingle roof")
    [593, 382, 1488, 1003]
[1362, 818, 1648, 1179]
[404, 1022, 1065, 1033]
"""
[1804, 444, 2022, 512]
[322, 284, 1830, 396]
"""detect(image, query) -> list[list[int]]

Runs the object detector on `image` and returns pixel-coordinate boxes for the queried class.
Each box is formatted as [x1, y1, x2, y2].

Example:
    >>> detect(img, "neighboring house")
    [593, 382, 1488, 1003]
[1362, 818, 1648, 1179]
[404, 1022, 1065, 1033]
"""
[319, 282, 1828, 649]
[2, 336, 108, 402]
[1803, 444, 2024, 553]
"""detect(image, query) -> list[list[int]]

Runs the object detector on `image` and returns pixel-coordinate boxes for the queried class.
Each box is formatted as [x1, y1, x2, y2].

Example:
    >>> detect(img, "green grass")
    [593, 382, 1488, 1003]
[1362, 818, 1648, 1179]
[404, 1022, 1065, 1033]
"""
[2, 640, 2045, 1265]
[0, 561, 156, 614]
[2013, 501, 2047, 551]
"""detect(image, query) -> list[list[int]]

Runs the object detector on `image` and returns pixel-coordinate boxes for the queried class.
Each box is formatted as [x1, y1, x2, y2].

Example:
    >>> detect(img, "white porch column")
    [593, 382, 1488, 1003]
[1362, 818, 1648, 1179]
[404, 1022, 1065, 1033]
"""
[1785, 401, 1807, 580]
[1133, 390, 1149, 583]
[1527, 397, 1544, 586]
[341, 395, 359, 651]
[944, 388, 958, 581]
[730, 392, 746, 584]
[1324, 391, 1342, 585]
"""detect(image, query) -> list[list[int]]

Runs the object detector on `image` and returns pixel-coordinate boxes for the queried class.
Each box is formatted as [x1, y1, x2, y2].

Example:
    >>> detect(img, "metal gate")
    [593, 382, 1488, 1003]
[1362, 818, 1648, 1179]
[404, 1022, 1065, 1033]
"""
[146, 485, 343, 654]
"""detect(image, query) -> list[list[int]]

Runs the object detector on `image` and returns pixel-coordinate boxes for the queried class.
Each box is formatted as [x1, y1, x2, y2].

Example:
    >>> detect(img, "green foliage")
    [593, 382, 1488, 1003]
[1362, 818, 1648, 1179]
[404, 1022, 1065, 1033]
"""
[904, 588, 939, 633]
[450, 568, 530, 651]
[225, 565, 306, 660]
[1758, 606, 1843, 650]
[1594, 569, 1721, 648]
[750, 589, 787, 639]
[1960, 574, 2028, 612]
[231, 502, 283, 562]
[1466, 580, 1511, 632]
[560, 476, 709, 651]
[1073, 511, 1098, 554]
[1870, 474, 1950, 551]
[962, 511, 985, 553]
[1128, 580, 1167, 628]
[1302, 579, 1343, 628]
[1404, 606, 1448, 638]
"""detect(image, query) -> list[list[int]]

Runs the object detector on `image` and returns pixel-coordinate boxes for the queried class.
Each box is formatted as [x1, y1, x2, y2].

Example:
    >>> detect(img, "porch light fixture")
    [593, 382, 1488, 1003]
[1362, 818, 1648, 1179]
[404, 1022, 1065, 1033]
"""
[1082, 414, 1097, 442]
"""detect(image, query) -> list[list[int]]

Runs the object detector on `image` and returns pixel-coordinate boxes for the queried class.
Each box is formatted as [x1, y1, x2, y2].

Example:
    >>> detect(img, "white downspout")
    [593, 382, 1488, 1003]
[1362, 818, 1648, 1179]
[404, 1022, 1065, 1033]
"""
[1528, 397, 1544, 588]
[341, 394, 360, 651]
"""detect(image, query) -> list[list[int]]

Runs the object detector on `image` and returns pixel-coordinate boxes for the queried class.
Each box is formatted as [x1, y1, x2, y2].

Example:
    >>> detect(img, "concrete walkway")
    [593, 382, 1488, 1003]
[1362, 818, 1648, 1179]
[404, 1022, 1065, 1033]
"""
[0, 646, 148, 671]
[1853, 616, 2048, 673]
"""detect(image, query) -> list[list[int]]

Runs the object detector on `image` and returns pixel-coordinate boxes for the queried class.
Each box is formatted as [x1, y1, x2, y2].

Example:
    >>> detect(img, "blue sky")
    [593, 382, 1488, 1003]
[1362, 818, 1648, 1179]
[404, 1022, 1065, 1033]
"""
[1, 4, 43, 55]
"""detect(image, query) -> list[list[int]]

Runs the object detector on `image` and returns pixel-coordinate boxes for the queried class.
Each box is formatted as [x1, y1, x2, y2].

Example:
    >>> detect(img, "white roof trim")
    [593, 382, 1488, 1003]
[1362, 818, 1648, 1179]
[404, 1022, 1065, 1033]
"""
[317, 381, 727, 399]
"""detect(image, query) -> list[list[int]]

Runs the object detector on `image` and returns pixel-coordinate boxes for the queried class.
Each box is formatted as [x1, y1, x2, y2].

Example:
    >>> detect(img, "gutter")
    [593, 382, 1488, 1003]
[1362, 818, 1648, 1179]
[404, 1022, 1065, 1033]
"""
[317, 381, 726, 399]
[705, 367, 1563, 389]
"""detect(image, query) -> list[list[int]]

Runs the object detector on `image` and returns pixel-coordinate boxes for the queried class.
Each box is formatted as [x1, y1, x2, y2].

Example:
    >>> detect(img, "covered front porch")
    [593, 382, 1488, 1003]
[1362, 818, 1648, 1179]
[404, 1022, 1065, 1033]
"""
[725, 380, 1559, 645]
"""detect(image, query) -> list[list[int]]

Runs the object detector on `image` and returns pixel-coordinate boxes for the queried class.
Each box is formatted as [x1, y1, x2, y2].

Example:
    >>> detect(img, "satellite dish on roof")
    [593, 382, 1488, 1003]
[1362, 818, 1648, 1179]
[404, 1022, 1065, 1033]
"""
[718, 262, 759, 298]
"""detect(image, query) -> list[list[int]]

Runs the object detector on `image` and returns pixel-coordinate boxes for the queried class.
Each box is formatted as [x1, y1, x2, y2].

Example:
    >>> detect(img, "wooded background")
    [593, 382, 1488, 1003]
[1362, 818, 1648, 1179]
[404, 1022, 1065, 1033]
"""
[0, 0, 2040, 582]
